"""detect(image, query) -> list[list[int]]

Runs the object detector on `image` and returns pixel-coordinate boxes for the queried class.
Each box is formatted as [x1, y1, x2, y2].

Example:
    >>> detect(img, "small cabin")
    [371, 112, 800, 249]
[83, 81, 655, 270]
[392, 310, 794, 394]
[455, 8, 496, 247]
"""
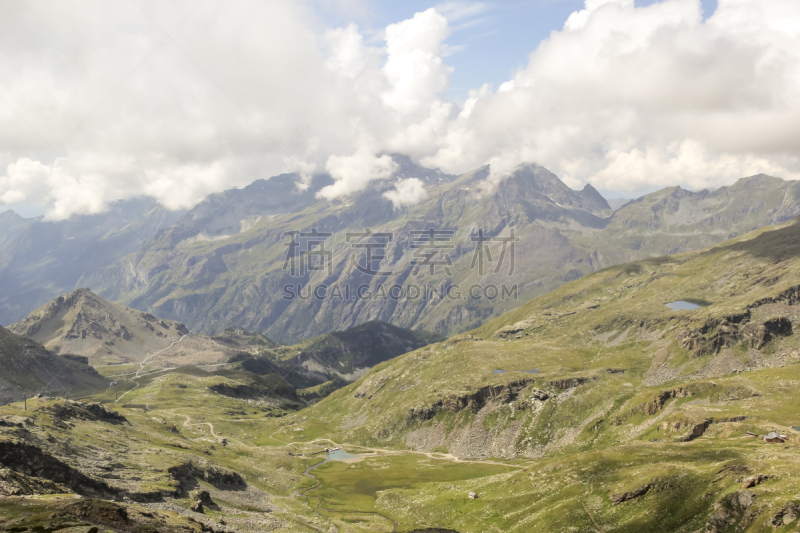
[763, 431, 787, 444]
[109, 381, 117, 387]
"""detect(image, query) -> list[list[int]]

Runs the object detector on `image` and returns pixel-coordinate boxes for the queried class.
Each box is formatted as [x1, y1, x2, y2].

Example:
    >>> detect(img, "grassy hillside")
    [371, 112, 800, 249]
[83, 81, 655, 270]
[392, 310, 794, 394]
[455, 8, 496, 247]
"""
[2, 217, 800, 532]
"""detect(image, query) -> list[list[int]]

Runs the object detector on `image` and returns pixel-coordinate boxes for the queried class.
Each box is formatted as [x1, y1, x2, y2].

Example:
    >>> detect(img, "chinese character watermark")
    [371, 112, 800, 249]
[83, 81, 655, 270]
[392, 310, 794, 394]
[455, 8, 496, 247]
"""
[282, 228, 333, 276]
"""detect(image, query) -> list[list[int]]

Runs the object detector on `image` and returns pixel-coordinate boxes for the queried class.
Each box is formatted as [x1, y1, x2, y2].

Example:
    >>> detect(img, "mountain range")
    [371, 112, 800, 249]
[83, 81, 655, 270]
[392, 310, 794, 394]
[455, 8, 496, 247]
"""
[0, 198, 184, 326]
[75, 160, 800, 344]
[1, 160, 799, 347]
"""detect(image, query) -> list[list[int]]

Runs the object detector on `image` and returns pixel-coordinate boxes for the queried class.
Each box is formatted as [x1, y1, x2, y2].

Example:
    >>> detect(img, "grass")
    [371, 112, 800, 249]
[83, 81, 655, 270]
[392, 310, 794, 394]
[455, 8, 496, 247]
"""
[310, 454, 513, 515]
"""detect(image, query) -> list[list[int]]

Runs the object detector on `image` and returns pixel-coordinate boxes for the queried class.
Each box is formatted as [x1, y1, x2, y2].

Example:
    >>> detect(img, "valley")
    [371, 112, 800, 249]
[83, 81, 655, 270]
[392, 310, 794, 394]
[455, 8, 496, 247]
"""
[2, 215, 800, 532]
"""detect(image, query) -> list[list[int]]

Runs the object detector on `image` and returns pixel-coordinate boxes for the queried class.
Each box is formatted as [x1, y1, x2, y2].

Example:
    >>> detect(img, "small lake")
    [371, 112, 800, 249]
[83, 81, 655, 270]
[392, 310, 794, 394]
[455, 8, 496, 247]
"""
[666, 300, 705, 311]
[327, 449, 360, 461]
[492, 369, 507, 374]
[523, 369, 540, 374]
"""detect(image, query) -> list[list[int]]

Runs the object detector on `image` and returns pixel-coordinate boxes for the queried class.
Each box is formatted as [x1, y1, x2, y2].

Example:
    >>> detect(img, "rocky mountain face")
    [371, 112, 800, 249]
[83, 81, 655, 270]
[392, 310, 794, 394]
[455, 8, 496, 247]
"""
[7, 288, 239, 367]
[0, 198, 185, 326]
[78, 160, 800, 344]
[0, 325, 106, 405]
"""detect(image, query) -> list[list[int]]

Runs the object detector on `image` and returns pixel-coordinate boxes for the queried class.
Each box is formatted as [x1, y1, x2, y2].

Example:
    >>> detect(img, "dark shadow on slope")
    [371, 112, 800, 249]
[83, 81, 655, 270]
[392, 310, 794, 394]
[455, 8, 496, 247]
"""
[722, 215, 800, 261]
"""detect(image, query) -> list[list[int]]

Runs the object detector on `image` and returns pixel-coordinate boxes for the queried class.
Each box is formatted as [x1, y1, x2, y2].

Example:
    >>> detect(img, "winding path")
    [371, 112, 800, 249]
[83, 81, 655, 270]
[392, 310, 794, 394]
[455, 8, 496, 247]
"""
[114, 335, 190, 404]
[178, 414, 222, 439]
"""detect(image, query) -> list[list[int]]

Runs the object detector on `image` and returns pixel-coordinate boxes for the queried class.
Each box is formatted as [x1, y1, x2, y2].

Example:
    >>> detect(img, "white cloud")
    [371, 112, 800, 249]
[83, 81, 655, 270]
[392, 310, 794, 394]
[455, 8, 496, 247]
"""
[1, 0, 800, 220]
[424, 0, 800, 188]
[383, 177, 428, 208]
[565, 0, 634, 31]
[318, 146, 398, 199]
[381, 8, 453, 114]
[435, 2, 489, 22]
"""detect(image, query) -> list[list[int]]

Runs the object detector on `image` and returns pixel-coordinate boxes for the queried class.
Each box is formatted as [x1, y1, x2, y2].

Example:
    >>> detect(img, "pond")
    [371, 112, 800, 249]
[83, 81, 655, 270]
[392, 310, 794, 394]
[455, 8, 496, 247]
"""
[327, 449, 360, 461]
[492, 369, 508, 374]
[666, 300, 706, 311]
[523, 369, 541, 374]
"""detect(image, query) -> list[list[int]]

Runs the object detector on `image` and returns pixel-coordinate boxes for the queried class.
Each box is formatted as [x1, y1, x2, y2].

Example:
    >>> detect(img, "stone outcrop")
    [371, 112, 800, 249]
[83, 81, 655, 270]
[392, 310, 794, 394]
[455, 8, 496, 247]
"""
[706, 491, 757, 533]
[0, 439, 117, 498]
[407, 379, 536, 424]
[41, 400, 128, 425]
[0, 467, 70, 496]
[0, 415, 34, 428]
[742, 474, 770, 489]
[659, 416, 746, 441]
[770, 502, 800, 528]
[634, 387, 694, 416]
[549, 377, 592, 389]
[611, 478, 675, 505]
[51, 499, 129, 525]
[168, 461, 247, 494]
[678, 305, 794, 357]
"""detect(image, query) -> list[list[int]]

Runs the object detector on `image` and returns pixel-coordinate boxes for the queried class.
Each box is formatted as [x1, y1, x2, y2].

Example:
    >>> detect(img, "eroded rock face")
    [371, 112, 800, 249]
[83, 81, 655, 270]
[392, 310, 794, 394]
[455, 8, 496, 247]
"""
[771, 502, 800, 528]
[677, 291, 796, 357]
[168, 461, 247, 495]
[549, 377, 592, 390]
[634, 387, 694, 417]
[610, 478, 675, 505]
[52, 499, 129, 525]
[706, 491, 757, 533]
[406, 379, 536, 424]
[0, 439, 117, 498]
[0, 415, 34, 428]
[41, 401, 128, 425]
[0, 467, 69, 496]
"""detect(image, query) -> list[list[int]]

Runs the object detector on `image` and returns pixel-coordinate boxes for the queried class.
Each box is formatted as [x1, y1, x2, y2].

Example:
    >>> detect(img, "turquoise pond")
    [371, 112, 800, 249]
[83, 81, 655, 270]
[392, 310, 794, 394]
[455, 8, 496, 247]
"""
[327, 449, 360, 461]
[666, 300, 706, 311]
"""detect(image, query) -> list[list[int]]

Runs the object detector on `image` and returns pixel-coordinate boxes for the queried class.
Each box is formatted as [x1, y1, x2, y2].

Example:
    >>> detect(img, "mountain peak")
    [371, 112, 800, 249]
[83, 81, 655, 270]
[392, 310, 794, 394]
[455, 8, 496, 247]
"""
[7, 289, 226, 366]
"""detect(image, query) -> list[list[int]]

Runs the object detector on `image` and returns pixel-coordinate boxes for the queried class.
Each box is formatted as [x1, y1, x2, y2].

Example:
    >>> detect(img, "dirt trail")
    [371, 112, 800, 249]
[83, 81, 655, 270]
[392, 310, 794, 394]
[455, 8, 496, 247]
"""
[114, 337, 187, 404]
[180, 415, 221, 439]
[135, 335, 187, 378]
[114, 380, 139, 405]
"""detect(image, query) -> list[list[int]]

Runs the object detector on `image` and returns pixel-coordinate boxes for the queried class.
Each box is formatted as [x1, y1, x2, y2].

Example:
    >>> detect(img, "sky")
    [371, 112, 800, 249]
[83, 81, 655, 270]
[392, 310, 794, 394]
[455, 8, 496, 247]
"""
[1, 0, 797, 220]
